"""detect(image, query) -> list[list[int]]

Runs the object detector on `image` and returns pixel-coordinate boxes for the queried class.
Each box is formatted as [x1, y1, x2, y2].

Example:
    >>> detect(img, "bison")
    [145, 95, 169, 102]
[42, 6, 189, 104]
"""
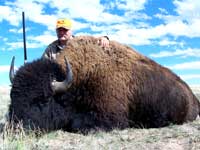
[8, 36, 200, 133]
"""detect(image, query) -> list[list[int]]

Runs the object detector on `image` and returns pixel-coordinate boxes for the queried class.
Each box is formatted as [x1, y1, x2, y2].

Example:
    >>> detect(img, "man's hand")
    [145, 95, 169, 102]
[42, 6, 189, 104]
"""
[98, 36, 109, 48]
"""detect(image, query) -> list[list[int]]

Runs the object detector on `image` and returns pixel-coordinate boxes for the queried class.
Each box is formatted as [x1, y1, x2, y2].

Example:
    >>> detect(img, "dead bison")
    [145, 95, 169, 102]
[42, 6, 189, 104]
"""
[9, 36, 200, 133]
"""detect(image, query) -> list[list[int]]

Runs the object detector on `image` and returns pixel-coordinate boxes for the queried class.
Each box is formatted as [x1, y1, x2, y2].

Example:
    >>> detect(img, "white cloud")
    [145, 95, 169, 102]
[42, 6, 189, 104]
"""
[150, 48, 200, 58]
[0, 5, 20, 26]
[28, 32, 57, 46]
[109, 28, 152, 45]
[6, 41, 23, 50]
[158, 38, 184, 46]
[0, 65, 18, 77]
[9, 27, 31, 34]
[158, 8, 168, 14]
[154, 0, 200, 38]
[50, 0, 104, 22]
[0, 36, 8, 42]
[174, 0, 200, 20]
[1, 0, 199, 47]
[5, 36, 54, 50]
[167, 20, 200, 38]
[115, 0, 147, 11]
[0, 0, 200, 49]
[0, 66, 10, 72]
[180, 74, 200, 80]
[168, 61, 200, 70]
[0, 0, 200, 86]
[2, 0, 57, 30]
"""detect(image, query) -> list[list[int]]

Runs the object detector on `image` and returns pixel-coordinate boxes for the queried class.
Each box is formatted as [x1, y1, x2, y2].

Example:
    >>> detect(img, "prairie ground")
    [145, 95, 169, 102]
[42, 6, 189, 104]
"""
[0, 86, 199, 150]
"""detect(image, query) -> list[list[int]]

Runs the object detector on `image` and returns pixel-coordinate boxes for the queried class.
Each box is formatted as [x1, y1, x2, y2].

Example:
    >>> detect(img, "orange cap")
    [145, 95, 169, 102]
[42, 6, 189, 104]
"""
[56, 18, 72, 29]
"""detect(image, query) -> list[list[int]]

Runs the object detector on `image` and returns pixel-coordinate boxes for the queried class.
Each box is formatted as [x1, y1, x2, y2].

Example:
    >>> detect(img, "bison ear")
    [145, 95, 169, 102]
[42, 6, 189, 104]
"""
[9, 56, 15, 84]
[51, 56, 73, 94]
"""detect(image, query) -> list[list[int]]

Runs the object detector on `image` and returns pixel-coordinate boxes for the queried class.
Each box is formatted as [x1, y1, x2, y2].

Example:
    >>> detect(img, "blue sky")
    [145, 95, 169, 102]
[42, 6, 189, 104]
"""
[0, 0, 200, 86]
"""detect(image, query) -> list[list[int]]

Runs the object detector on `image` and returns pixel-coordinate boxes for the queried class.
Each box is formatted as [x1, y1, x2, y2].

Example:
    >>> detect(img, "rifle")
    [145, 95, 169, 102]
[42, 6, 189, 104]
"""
[22, 11, 27, 64]
[9, 12, 27, 84]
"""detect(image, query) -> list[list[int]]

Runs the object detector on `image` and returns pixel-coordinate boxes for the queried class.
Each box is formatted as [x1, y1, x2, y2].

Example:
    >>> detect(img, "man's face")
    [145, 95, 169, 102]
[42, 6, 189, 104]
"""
[56, 27, 72, 41]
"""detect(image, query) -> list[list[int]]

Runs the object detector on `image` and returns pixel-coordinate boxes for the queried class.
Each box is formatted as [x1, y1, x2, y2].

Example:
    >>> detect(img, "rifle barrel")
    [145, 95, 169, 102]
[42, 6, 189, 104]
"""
[22, 12, 27, 64]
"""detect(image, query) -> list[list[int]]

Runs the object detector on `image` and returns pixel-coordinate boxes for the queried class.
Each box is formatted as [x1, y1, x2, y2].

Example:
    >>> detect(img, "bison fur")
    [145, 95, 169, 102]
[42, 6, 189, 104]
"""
[9, 36, 200, 133]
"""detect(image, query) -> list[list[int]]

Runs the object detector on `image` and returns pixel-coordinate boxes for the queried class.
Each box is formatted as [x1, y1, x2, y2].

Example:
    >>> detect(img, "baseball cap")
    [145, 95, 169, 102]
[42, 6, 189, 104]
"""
[56, 18, 72, 30]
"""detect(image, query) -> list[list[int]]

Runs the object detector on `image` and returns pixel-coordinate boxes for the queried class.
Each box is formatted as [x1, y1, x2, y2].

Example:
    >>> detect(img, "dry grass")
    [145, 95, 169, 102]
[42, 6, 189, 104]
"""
[0, 86, 200, 150]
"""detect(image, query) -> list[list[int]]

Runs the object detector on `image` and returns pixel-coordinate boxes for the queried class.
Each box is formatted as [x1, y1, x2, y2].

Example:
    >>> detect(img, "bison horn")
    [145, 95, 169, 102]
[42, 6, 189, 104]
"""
[51, 56, 73, 94]
[9, 56, 15, 84]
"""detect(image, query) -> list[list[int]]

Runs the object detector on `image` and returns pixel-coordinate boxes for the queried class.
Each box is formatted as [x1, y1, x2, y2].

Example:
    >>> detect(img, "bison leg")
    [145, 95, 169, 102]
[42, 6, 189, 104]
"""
[64, 112, 98, 134]
[64, 111, 129, 134]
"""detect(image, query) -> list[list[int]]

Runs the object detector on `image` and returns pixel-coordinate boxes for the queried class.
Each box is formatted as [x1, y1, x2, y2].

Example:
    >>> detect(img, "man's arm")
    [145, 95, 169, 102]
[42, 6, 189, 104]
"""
[98, 36, 109, 48]
[42, 41, 58, 60]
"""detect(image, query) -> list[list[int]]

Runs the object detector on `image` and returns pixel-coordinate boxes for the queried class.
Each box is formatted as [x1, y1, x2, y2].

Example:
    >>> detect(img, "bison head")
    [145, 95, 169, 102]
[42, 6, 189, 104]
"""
[8, 58, 75, 132]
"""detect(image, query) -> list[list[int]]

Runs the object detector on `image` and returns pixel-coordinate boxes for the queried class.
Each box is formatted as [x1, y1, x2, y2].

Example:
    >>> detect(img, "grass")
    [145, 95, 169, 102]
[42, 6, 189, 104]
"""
[0, 86, 200, 150]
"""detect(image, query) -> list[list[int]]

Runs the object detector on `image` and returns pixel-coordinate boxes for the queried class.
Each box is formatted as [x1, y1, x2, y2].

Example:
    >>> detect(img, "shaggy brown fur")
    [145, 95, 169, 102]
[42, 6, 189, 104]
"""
[9, 36, 200, 133]
[56, 36, 200, 129]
